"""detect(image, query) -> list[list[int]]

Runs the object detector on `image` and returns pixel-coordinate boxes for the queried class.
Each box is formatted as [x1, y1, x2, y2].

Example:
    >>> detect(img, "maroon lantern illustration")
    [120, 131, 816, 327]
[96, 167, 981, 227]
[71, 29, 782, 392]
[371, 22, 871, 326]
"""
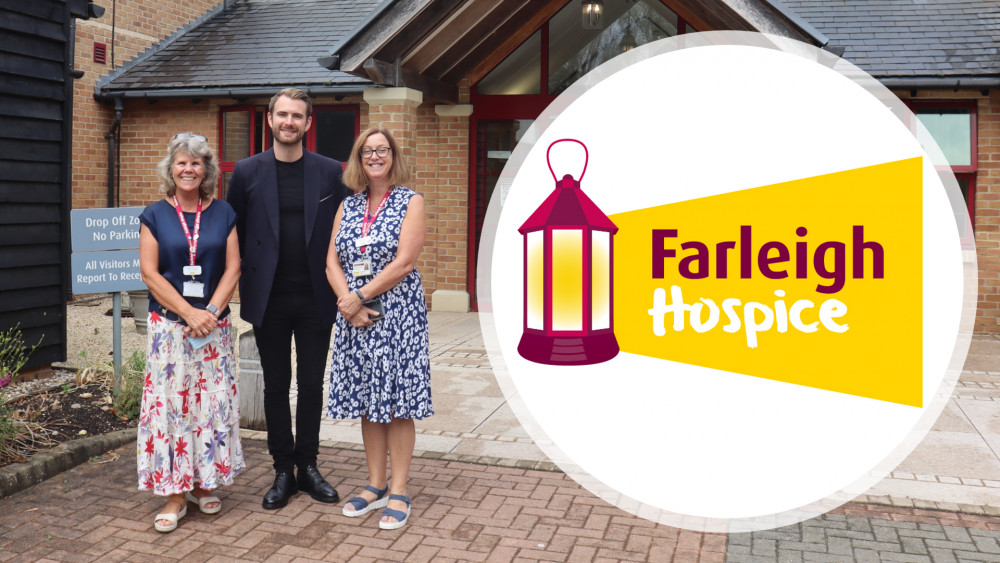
[517, 139, 619, 365]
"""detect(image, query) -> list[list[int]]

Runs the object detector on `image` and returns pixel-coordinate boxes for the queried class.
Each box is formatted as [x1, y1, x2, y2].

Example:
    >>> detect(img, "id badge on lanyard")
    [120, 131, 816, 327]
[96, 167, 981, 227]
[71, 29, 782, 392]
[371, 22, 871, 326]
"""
[174, 196, 205, 298]
[354, 188, 391, 279]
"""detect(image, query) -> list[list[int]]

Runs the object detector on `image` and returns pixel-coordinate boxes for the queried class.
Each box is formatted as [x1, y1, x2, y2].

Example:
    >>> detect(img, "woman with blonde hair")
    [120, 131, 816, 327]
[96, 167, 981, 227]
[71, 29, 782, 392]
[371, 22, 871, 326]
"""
[326, 126, 432, 529]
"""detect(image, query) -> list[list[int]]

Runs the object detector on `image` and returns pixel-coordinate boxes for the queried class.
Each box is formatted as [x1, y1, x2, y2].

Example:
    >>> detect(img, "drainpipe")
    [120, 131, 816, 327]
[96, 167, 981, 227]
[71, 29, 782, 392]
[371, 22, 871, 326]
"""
[107, 97, 122, 207]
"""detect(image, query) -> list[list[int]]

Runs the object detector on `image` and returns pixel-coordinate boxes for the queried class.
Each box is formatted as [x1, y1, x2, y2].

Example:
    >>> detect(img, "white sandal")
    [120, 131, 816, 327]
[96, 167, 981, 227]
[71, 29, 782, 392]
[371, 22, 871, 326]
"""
[185, 490, 222, 514]
[153, 504, 187, 533]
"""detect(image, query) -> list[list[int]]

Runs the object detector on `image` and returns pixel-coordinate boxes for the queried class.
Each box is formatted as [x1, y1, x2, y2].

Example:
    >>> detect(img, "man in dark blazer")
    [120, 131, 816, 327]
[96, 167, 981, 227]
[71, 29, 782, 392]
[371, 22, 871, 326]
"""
[227, 88, 348, 509]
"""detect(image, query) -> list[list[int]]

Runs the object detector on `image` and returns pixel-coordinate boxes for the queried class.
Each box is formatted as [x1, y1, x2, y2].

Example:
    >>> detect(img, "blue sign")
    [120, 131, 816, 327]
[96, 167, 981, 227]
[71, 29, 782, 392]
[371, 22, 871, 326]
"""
[71, 207, 143, 252]
[71, 207, 146, 295]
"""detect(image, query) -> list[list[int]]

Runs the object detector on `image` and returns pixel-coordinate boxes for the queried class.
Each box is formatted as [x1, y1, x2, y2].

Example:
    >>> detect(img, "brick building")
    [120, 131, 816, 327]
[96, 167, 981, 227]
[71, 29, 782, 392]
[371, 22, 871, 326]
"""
[75, 0, 1000, 331]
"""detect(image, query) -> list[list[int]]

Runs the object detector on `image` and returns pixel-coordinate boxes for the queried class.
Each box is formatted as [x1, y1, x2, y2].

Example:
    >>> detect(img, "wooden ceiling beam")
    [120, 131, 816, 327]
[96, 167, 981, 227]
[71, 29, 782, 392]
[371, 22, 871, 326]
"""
[363, 57, 459, 103]
[444, 0, 567, 86]
[376, 0, 467, 64]
[421, 0, 540, 80]
[403, 0, 507, 73]
[339, 0, 435, 73]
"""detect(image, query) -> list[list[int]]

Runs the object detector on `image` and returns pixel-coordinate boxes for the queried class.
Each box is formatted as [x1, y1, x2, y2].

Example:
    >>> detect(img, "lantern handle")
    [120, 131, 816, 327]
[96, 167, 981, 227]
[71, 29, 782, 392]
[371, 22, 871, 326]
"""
[546, 138, 588, 183]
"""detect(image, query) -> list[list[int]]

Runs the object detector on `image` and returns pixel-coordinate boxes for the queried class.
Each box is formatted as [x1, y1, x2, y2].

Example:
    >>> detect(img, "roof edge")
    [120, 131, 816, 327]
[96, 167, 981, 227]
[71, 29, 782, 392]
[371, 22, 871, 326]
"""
[94, 0, 233, 95]
[761, 0, 828, 46]
[321, 0, 399, 68]
[94, 84, 370, 102]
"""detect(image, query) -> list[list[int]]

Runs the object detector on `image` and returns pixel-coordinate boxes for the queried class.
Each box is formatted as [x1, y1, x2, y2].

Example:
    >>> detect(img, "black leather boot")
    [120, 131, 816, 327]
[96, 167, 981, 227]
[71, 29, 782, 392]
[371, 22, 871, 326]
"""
[262, 471, 298, 509]
[297, 465, 340, 503]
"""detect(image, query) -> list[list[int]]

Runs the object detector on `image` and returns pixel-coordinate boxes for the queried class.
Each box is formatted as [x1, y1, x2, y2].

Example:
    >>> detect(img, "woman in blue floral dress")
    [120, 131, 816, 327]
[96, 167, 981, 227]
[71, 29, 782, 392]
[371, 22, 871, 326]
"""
[137, 133, 244, 533]
[326, 126, 432, 530]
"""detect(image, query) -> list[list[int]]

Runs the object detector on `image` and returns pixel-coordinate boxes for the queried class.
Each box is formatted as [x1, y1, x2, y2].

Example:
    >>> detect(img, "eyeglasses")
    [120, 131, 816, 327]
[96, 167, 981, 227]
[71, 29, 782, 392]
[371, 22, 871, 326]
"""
[173, 132, 208, 143]
[360, 146, 391, 158]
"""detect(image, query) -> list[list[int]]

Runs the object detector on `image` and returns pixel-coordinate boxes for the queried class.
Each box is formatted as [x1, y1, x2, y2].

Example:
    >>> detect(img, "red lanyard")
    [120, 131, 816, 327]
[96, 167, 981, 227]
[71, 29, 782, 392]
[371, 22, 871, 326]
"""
[172, 196, 202, 267]
[360, 187, 391, 252]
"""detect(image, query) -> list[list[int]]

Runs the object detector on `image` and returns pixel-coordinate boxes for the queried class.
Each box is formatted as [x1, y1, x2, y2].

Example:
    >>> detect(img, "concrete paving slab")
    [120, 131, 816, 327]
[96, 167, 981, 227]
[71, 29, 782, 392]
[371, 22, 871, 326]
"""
[959, 399, 1000, 437]
[930, 400, 979, 433]
[412, 432, 463, 453]
[448, 436, 549, 462]
[429, 364, 502, 397]
[864, 478, 1000, 507]
[411, 392, 506, 433]
[887, 432, 1000, 481]
[474, 402, 532, 438]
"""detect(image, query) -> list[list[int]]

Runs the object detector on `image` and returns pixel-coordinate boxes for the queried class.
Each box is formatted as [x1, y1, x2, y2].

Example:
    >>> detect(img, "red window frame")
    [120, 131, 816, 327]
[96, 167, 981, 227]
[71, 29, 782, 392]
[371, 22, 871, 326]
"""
[908, 99, 978, 229]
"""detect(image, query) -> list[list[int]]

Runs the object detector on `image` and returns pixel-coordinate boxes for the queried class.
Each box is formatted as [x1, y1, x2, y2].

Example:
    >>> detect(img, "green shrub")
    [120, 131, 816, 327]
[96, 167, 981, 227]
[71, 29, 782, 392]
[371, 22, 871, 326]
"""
[0, 325, 41, 461]
[0, 324, 37, 391]
[113, 348, 144, 420]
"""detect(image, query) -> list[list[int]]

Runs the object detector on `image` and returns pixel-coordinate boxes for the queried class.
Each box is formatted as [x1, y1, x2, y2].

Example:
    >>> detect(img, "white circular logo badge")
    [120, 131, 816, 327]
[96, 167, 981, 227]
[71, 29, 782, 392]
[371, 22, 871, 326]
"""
[478, 31, 977, 532]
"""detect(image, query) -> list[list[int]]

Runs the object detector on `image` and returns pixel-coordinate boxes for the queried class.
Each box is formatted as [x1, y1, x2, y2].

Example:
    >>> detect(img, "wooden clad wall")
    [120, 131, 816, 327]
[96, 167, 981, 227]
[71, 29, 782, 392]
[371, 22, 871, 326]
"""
[0, 0, 92, 368]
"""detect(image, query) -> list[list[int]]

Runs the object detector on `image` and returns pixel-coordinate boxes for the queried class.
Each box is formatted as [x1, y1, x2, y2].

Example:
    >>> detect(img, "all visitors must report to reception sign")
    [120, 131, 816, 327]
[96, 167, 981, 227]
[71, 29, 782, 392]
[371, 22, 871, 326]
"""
[70, 207, 145, 294]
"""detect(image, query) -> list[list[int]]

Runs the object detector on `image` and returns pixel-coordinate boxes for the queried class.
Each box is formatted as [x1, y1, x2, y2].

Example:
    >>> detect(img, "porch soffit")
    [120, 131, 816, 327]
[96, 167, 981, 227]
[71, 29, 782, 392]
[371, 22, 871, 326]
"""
[326, 0, 826, 97]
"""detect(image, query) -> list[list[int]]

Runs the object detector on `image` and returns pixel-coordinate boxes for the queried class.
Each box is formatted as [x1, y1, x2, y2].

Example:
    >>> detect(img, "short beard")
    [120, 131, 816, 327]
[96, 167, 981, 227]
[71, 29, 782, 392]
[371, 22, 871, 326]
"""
[271, 124, 305, 146]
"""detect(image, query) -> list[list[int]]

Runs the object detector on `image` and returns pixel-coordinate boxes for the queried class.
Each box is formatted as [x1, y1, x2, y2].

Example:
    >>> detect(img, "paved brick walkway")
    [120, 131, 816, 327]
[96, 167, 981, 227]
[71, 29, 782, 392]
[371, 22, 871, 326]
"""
[0, 440, 727, 562]
[728, 509, 1000, 563]
[3, 440, 1000, 562]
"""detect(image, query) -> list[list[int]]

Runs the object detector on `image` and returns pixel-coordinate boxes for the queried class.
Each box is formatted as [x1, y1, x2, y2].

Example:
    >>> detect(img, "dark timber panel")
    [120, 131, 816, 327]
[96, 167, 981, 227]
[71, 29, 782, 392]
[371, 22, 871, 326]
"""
[0, 0, 96, 369]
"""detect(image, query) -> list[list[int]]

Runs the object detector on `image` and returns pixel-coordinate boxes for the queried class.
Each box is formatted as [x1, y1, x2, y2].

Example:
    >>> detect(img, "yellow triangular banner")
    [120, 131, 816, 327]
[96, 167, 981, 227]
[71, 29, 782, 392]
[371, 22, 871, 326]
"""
[610, 158, 922, 406]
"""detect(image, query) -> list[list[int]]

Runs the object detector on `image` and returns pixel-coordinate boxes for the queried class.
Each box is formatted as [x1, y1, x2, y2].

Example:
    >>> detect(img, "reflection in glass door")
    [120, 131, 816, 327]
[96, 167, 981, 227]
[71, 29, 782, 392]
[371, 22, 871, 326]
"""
[474, 119, 534, 263]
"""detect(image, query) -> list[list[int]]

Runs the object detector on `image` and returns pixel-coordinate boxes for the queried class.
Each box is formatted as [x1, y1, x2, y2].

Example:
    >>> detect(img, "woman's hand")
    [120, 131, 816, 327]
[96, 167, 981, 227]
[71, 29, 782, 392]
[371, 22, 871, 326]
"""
[345, 306, 377, 329]
[337, 291, 365, 318]
[182, 308, 217, 338]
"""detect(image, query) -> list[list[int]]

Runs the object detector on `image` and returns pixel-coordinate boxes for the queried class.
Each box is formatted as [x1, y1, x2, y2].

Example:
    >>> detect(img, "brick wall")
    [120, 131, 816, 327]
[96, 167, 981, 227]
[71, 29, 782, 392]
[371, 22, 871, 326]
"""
[114, 99, 218, 206]
[972, 92, 998, 333]
[364, 95, 471, 301]
[71, 0, 222, 210]
[897, 89, 999, 333]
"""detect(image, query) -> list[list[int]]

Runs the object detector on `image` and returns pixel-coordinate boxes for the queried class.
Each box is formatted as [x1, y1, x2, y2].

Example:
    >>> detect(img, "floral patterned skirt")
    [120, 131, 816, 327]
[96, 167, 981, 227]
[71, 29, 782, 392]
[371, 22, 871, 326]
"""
[136, 313, 245, 496]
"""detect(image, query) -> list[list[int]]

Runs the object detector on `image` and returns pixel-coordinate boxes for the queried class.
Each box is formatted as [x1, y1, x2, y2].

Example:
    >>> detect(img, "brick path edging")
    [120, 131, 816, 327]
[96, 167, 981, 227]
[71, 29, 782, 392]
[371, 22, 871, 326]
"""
[0, 427, 136, 499]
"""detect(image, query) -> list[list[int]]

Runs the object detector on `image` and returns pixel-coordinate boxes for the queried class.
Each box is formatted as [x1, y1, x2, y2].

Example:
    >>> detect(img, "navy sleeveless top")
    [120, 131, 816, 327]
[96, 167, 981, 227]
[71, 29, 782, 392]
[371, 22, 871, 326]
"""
[138, 198, 237, 321]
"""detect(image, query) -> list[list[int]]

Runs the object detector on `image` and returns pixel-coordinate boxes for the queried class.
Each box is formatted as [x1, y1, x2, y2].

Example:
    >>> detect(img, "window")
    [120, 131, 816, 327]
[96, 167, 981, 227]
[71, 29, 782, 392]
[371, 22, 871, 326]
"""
[217, 105, 359, 199]
[475, 0, 686, 97]
[912, 101, 977, 229]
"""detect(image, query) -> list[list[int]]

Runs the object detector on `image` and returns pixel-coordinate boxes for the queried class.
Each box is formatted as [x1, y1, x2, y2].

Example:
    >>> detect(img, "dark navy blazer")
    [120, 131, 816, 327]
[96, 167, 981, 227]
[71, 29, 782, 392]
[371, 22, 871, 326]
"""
[227, 148, 349, 327]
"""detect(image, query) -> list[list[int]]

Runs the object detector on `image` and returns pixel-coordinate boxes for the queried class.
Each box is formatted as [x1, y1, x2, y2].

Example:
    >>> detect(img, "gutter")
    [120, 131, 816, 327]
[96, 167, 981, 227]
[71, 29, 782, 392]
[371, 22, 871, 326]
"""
[95, 85, 368, 102]
[879, 76, 1000, 90]
[106, 98, 123, 208]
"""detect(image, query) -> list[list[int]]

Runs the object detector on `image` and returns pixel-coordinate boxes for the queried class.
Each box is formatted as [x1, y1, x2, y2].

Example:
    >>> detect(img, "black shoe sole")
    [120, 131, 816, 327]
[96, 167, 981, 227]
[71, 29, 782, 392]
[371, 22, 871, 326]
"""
[262, 488, 298, 510]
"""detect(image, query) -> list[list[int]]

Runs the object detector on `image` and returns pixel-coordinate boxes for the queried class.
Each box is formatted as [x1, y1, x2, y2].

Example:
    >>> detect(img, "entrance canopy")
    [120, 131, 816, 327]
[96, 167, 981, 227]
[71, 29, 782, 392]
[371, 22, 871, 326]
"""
[318, 0, 828, 103]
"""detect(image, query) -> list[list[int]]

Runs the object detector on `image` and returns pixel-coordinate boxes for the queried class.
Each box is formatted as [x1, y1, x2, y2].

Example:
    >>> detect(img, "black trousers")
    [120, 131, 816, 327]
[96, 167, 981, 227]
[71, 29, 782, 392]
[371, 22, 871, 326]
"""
[254, 289, 332, 473]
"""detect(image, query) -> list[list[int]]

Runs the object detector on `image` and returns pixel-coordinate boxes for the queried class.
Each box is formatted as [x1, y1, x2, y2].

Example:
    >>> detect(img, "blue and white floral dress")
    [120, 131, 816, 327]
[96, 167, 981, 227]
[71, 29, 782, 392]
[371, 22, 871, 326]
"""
[327, 186, 433, 423]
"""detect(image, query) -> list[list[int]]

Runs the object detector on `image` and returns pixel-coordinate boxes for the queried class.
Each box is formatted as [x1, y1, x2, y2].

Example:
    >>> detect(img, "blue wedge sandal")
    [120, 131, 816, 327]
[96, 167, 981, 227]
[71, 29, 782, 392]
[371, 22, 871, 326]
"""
[342, 484, 390, 517]
[379, 494, 411, 530]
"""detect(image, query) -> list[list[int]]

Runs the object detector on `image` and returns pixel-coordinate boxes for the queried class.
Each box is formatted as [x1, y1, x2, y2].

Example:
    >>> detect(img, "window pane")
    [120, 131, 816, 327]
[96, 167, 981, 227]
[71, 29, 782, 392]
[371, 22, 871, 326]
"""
[256, 110, 266, 153]
[477, 30, 541, 95]
[475, 119, 534, 259]
[917, 109, 972, 167]
[221, 171, 233, 201]
[957, 176, 969, 204]
[315, 110, 356, 162]
[222, 110, 252, 162]
[549, 0, 678, 95]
